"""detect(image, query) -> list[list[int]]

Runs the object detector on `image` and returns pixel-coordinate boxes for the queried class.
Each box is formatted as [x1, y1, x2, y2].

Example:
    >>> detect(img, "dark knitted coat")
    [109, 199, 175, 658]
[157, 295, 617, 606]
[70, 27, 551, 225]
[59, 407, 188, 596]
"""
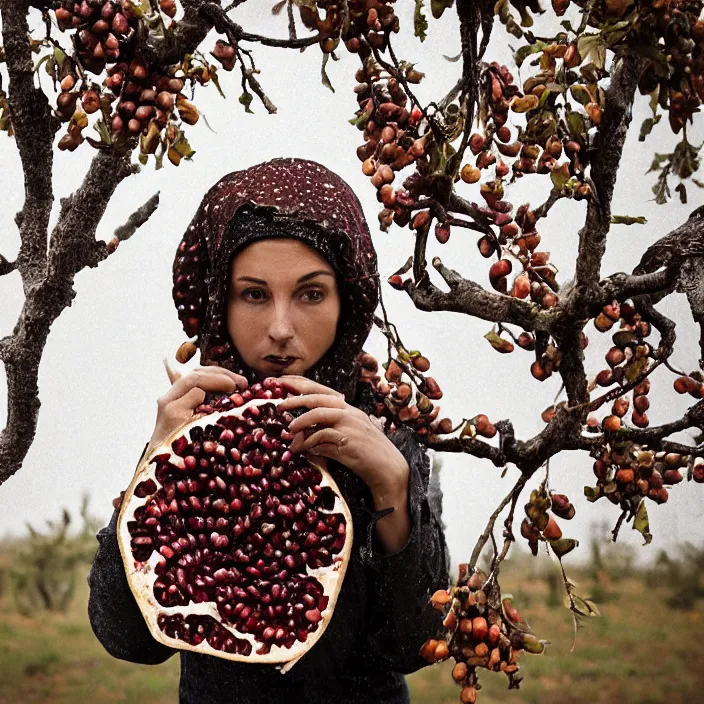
[87, 157, 451, 703]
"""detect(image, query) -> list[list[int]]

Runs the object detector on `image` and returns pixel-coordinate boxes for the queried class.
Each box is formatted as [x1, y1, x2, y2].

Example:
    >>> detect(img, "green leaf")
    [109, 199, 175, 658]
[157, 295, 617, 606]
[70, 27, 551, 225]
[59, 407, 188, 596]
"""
[33, 54, 53, 75]
[515, 41, 546, 68]
[649, 89, 659, 117]
[549, 537, 579, 559]
[570, 85, 593, 106]
[672, 136, 701, 180]
[646, 152, 671, 174]
[551, 163, 571, 191]
[210, 70, 226, 99]
[577, 34, 606, 70]
[566, 111, 587, 141]
[611, 215, 647, 225]
[321, 53, 334, 93]
[567, 593, 601, 617]
[348, 105, 372, 129]
[484, 328, 514, 354]
[92, 117, 112, 145]
[239, 91, 254, 114]
[173, 134, 195, 160]
[430, 0, 453, 19]
[624, 356, 648, 383]
[584, 485, 600, 502]
[652, 166, 671, 205]
[638, 114, 661, 142]
[524, 110, 557, 144]
[414, 0, 428, 42]
[633, 499, 653, 545]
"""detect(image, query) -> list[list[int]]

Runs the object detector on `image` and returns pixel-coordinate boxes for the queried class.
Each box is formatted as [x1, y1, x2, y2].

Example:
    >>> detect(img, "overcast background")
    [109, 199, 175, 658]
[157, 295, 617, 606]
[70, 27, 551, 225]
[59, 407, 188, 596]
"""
[1, 3, 703, 572]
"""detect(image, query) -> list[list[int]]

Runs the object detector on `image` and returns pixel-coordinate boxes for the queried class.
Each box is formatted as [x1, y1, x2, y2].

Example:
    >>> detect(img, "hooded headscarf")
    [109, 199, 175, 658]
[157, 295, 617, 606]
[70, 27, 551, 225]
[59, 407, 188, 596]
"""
[172, 157, 380, 405]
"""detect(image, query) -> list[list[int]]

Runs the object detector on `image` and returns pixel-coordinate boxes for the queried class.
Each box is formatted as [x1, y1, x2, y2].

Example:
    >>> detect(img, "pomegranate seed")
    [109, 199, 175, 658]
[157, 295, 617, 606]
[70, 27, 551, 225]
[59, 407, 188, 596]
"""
[305, 608, 322, 623]
[277, 505, 294, 519]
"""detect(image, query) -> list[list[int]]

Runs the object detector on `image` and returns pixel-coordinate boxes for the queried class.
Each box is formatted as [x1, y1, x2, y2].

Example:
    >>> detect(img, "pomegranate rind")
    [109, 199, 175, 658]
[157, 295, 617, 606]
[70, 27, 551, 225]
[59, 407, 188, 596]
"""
[117, 397, 354, 669]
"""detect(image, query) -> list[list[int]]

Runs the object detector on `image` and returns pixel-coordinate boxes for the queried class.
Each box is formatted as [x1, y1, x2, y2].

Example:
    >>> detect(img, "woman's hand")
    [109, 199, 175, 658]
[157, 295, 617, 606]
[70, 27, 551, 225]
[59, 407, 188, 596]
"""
[275, 375, 409, 497]
[113, 361, 248, 513]
[146, 360, 249, 455]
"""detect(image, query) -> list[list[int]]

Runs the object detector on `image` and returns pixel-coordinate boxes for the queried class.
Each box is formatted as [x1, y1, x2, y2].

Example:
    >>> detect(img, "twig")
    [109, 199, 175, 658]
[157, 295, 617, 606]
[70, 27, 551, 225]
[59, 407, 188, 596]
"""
[113, 193, 160, 244]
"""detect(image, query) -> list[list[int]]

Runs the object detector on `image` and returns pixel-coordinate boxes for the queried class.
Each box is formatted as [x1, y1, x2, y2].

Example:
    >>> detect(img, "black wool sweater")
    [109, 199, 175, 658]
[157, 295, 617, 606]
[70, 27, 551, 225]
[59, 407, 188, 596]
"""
[87, 424, 451, 703]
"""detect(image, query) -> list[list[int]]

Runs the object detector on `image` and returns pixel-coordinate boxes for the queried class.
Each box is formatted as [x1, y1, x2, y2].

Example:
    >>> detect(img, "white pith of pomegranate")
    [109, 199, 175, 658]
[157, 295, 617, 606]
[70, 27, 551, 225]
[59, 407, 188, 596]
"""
[117, 385, 353, 673]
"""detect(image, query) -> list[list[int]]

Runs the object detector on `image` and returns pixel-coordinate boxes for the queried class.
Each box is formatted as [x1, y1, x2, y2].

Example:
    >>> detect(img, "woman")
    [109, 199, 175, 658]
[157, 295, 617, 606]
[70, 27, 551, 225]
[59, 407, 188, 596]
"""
[87, 157, 451, 703]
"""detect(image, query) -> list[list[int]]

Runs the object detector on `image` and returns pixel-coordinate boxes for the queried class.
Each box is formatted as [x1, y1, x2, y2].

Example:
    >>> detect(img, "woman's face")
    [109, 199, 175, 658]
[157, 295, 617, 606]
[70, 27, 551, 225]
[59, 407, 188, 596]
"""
[226, 238, 341, 377]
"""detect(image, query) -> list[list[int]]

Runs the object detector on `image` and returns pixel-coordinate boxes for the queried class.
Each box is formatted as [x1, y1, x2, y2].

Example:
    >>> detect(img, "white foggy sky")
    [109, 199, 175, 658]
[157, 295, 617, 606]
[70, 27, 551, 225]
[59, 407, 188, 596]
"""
[1, 4, 703, 571]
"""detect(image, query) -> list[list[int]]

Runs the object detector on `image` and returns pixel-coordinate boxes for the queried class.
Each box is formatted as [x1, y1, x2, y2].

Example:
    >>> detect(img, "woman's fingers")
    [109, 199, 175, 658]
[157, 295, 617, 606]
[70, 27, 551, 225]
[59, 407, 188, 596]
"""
[176, 386, 207, 411]
[288, 406, 346, 433]
[159, 367, 246, 408]
[279, 393, 346, 413]
[163, 357, 181, 384]
[277, 375, 344, 399]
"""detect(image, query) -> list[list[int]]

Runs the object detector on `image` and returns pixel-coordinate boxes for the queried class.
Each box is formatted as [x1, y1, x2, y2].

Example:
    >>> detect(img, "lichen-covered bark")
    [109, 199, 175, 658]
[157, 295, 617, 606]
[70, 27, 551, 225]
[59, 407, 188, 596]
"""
[0, 0, 215, 485]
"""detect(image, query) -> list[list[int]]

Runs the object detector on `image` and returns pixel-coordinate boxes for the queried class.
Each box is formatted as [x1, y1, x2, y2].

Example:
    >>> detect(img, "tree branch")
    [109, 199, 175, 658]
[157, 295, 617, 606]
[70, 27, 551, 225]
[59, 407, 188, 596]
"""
[0, 254, 16, 276]
[48, 150, 139, 278]
[112, 192, 161, 245]
[199, 2, 320, 49]
[596, 267, 678, 308]
[612, 400, 704, 446]
[573, 55, 643, 299]
[404, 255, 554, 331]
[427, 403, 589, 475]
[1, 3, 60, 293]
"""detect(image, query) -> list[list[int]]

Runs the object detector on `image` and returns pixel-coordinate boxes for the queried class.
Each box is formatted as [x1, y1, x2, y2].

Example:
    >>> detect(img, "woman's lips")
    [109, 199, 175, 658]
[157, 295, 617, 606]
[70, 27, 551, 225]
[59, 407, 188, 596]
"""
[265, 356, 296, 367]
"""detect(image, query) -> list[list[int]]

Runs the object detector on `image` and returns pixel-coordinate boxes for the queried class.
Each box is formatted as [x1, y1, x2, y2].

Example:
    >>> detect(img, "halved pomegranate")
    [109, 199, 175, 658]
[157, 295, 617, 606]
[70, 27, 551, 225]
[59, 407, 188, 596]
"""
[117, 378, 353, 673]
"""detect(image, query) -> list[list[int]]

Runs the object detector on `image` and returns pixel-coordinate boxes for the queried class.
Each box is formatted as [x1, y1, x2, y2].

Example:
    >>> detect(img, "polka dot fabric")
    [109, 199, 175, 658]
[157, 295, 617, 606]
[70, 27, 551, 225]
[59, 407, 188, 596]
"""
[172, 157, 381, 403]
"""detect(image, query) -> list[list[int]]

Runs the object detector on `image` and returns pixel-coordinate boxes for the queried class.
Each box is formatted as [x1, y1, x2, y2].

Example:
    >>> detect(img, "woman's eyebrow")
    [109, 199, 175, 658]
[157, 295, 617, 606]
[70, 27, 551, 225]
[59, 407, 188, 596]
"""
[236, 270, 335, 285]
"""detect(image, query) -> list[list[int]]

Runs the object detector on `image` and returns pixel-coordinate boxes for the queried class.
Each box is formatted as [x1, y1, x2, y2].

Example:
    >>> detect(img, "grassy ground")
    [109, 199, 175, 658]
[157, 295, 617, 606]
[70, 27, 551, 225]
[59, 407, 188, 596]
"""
[0, 555, 702, 704]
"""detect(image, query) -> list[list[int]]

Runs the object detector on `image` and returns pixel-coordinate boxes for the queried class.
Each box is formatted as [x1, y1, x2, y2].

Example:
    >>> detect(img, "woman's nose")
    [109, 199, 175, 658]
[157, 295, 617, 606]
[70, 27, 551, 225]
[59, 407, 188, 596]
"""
[267, 304, 295, 342]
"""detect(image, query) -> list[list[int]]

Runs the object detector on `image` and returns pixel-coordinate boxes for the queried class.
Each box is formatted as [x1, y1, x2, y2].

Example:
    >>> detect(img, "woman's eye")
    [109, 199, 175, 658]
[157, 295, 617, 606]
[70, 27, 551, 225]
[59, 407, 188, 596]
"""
[241, 288, 324, 302]
[303, 290, 324, 302]
[242, 288, 265, 301]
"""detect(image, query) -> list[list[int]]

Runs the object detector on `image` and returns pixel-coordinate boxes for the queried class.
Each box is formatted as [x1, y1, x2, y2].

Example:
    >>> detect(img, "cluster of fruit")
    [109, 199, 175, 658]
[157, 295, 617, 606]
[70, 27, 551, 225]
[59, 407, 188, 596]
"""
[589, 298, 654, 428]
[672, 371, 704, 398]
[520, 487, 577, 556]
[107, 60, 198, 140]
[366, 348, 502, 441]
[634, 1, 704, 134]
[54, 0, 138, 75]
[421, 568, 546, 702]
[297, 0, 401, 55]
[51, 0, 202, 163]
[587, 442, 704, 510]
[461, 45, 595, 192]
[455, 65, 566, 339]
[358, 350, 449, 438]
[351, 57, 426, 233]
